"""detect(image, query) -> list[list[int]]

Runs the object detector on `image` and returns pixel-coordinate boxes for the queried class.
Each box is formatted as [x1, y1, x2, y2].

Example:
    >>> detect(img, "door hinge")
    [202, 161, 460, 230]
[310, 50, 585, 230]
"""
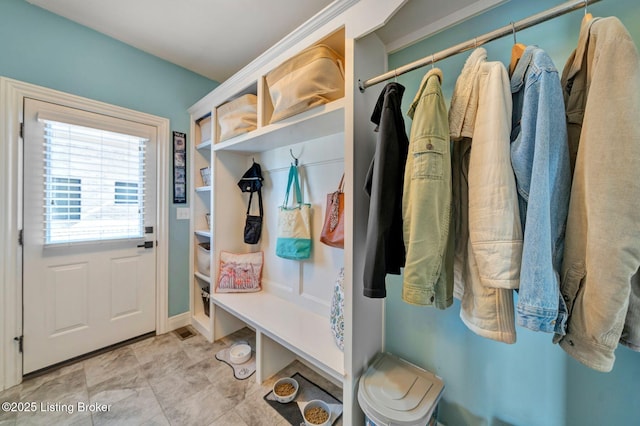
[19, 122, 24, 139]
[18, 229, 23, 246]
[14, 335, 23, 353]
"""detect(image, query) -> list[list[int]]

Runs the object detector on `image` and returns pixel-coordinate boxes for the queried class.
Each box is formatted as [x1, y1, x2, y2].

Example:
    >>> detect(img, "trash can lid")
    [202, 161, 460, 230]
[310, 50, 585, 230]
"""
[358, 352, 444, 425]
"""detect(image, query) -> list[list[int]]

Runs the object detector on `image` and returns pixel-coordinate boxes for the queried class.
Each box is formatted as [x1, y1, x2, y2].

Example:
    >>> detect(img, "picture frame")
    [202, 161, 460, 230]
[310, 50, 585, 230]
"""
[174, 151, 186, 168]
[174, 167, 186, 184]
[173, 131, 187, 204]
[200, 167, 211, 186]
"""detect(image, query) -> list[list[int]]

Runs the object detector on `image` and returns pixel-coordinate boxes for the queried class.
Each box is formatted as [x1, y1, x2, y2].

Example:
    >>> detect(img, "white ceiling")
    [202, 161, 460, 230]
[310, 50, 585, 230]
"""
[26, 0, 335, 82]
[25, 0, 500, 83]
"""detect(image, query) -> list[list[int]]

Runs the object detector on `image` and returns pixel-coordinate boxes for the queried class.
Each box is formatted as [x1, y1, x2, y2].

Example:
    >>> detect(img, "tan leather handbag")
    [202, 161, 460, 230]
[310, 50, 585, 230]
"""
[266, 44, 344, 123]
[320, 174, 344, 248]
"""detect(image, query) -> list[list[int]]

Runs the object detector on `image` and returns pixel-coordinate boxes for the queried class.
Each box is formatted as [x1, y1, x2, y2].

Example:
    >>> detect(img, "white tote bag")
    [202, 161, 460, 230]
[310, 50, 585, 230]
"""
[275, 165, 312, 260]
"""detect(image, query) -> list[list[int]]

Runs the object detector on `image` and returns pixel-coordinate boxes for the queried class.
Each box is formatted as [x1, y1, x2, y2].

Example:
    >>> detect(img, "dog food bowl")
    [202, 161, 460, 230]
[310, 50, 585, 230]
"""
[273, 377, 299, 403]
[304, 399, 331, 426]
[229, 342, 252, 364]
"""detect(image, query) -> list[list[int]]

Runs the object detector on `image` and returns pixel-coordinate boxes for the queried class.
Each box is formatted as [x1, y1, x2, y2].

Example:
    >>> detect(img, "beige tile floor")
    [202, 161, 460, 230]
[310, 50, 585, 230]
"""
[0, 327, 343, 426]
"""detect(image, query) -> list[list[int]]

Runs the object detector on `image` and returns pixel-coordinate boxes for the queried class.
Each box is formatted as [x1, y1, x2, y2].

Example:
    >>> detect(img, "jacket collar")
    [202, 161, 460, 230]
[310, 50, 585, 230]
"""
[564, 17, 600, 82]
[510, 45, 537, 93]
[449, 48, 487, 139]
[408, 68, 444, 119]
[370, 82, 405, 131]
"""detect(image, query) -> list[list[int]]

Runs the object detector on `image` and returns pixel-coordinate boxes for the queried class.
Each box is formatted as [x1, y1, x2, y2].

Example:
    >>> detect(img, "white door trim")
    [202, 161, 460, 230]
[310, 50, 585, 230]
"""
[0, 77, 170, 391]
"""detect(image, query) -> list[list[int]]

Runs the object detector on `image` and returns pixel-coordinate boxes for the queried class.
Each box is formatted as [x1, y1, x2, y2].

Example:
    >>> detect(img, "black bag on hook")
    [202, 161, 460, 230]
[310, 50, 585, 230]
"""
[237, 160, 263, 193]
[243, 191, 263, 245]
[238, 160, 264, 244]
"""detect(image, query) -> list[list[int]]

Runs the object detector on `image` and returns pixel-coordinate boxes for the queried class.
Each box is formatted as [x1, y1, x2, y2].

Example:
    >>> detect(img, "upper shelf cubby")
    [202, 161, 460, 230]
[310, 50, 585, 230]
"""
[213, 97, 345, 153]
[261, 27, 345, 127]
[212, 27, 346, 152]
[214, 83, 258, 145]
[195, 112, 212, 148]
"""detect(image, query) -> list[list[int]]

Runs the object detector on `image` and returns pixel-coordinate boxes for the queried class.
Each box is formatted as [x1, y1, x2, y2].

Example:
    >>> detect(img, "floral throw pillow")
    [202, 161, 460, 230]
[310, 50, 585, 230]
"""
[216, 251, 263, 293]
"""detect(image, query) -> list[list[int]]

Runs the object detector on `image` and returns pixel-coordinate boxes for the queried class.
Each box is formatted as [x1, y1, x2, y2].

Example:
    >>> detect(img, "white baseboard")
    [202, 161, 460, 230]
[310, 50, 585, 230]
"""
[166, 312, 191, 332]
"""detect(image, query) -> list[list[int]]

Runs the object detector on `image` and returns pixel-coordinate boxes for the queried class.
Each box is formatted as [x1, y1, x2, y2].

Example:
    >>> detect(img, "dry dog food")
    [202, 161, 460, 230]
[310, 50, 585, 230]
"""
[274, 382, 296, 396]
[305, 406, 329, 424]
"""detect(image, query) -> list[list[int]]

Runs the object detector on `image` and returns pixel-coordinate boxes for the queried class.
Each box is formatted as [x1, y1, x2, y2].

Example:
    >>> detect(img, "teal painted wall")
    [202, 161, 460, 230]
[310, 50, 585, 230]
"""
[385, 1, 640, 425]
[0, 0, 218, 316]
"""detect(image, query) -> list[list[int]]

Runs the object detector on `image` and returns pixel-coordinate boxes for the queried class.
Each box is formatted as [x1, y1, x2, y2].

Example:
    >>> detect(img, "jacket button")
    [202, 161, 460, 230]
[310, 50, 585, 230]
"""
[568, 339, 574, 346]
[563, 295, 569, 301]
[427, 143, 433, 150]
[430, 296, 435, 303]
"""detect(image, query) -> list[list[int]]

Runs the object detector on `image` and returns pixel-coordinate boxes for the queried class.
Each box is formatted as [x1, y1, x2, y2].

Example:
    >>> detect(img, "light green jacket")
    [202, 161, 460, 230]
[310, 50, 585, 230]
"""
[402, 69, 453, 308]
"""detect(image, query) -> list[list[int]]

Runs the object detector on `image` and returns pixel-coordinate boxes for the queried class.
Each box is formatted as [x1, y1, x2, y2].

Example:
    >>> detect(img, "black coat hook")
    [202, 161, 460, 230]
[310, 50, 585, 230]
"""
[290, 149, 299, 166]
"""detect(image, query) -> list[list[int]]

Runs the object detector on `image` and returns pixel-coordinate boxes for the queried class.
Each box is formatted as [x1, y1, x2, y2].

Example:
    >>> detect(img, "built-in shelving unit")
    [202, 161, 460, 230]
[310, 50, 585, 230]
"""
[186, 17, 387, 422]
[190, 114, 213, 338]
[188, 23, 369, 414]
[187, 13, 387, 424]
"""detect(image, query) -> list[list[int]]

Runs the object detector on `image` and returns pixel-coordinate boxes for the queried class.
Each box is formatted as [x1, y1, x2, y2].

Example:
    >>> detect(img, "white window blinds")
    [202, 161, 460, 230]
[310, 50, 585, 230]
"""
[43, 119, 148, 245]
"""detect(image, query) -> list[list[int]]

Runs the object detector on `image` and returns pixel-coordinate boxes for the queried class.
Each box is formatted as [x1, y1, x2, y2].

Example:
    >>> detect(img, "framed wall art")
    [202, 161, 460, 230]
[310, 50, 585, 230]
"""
[173, 131, 187, 204]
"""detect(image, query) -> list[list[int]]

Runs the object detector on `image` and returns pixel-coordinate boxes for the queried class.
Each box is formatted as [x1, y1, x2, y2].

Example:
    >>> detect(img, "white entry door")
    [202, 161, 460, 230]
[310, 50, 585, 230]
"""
[22, 98, 157, 374]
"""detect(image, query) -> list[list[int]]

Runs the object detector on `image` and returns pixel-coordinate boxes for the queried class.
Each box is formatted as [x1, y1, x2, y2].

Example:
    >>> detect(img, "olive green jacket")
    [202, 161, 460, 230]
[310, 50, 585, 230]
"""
[402, 69, 453, 308]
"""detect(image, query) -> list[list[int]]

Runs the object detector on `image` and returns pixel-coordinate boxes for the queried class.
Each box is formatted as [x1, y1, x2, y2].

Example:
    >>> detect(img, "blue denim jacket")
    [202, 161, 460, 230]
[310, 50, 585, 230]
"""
[510, 46, 571, 333]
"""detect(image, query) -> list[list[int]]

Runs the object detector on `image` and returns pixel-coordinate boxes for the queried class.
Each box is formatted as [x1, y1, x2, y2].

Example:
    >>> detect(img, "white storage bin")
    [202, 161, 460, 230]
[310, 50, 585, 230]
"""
[196, 242, 211, 276]
[266, 44, 344, 123]
[198, 115, 212, 143]
[358, 352, 444, 426]
[217, 94, 257, 142]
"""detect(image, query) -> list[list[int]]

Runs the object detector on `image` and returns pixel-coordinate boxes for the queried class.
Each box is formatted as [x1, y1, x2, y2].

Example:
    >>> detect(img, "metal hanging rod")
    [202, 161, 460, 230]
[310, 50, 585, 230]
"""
[358, 0, 601, 92]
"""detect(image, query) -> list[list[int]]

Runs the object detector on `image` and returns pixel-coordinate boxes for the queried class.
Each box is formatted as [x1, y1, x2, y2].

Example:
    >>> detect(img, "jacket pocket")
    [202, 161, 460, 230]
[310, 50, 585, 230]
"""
[412, 137, 447, 180]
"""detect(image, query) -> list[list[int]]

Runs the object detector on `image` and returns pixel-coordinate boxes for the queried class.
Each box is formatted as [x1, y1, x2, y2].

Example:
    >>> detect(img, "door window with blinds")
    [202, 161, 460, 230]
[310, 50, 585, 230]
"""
[42, 119, 148, 245]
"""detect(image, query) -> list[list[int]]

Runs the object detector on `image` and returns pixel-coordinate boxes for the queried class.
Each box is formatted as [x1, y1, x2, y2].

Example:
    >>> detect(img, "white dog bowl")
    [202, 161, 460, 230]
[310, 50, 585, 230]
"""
[304, 399, 331, 426]
[229, 342, 252, 364]
[273, 377, 299, 403]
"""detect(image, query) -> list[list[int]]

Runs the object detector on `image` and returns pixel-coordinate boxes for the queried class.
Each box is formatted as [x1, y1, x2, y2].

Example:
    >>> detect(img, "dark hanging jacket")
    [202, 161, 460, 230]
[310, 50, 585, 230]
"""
[363, 82, 409, 298]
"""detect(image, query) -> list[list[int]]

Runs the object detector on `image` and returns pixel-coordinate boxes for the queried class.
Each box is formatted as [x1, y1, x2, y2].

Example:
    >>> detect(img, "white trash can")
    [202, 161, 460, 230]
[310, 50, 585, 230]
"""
[358, 352, 444, 426]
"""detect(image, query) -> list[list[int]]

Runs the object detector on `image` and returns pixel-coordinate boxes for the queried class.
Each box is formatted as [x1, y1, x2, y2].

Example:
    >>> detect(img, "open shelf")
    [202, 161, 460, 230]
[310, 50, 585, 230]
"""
[196, 139, 212, 150]
[194, 230, 212, 238]
[194, 271, 211, 283]
[213, 98, 345, 153]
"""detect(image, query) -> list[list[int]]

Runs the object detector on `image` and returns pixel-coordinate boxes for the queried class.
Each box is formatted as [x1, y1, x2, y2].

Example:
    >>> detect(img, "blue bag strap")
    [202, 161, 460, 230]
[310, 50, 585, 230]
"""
[283, 165, 294, 205]
[292, 167, 303, 204]
[283, 164, 303, 206]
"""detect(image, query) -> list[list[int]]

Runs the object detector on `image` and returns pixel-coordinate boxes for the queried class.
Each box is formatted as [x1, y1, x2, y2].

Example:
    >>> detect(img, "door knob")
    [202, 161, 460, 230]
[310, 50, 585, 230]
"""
[137, 241, 154, 249]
